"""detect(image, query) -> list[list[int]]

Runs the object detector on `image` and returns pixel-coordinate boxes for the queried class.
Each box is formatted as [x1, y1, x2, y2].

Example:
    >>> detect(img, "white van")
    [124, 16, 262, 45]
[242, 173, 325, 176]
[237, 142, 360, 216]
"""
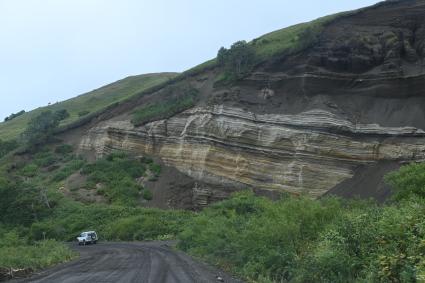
[77, 231, 98, 245]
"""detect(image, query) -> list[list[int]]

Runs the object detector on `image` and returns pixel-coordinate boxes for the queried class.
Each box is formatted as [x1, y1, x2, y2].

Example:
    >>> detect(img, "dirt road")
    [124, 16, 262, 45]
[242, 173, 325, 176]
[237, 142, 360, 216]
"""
[14, 242, 242, 283]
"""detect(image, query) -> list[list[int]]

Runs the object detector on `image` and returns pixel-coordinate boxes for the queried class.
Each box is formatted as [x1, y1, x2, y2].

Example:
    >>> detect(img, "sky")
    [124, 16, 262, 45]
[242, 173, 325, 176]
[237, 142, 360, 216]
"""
[0, 0, 380, 120]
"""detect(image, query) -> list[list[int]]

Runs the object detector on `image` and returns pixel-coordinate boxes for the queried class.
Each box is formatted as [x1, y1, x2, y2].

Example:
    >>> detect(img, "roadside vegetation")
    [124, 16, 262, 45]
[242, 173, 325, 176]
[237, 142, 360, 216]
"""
[177, 165, 425, 283]
[0, 110, 194, 275]
[0, 229, 75, 272]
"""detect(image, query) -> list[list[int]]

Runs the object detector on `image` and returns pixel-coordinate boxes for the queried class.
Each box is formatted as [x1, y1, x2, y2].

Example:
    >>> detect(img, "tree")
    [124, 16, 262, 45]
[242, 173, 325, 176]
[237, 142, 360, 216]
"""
[21, 109, 69, 149]
[217, 40, 256, 79]
[4, 110, 25, 122]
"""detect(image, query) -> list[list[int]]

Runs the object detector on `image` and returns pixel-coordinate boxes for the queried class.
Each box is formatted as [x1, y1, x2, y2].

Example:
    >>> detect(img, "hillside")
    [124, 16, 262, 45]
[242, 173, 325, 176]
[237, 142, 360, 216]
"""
[65, 0, 425, 206]
[0, 72, 177, 140]
[1, 1, 425, 282]
[2, 0, 423, 205]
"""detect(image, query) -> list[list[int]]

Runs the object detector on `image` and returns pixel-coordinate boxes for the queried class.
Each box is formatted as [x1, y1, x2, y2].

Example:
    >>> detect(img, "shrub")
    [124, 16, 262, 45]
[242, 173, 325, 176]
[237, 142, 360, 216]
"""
[52, 159, 85, 182]
[21, 164, 39, 177]
[4, 110, 25, 122]
[131, 87, 199, 126]
[55, 144, 73, 155]
[28, 202, 193, 242]
[0, 239, 75, 270]
[21, 110, 70, 149]
[142, 189, 153, 201]
[178, 192, 343, 281]
[385, 162, 425, 201]
[102, 209, 192, 241]
[149, 163, 161, 176]
[81, 152, 147, 205]
[0, 139, 18, 159]
[78, 110, 90, 117]
[178, 192, 425, 282]
[34, 151, 58, 167]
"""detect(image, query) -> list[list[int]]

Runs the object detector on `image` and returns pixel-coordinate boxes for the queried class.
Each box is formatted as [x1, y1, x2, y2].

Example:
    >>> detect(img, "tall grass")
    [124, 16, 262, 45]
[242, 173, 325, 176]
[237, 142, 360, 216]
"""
[0, 73, 176, 140]
[132, 87, 199, 126]
[0, 230, 75, 271]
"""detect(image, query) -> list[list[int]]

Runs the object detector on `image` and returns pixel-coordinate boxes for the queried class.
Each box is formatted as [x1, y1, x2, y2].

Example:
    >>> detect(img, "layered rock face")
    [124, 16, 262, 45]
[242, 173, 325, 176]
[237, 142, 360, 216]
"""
[76, 0, 425, 205]
[80, 105, 425, 197]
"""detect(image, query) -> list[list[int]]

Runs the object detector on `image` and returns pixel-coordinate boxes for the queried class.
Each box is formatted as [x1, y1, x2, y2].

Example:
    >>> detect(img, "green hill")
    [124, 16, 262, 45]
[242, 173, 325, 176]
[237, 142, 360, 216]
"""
[0, 72, 177, 140]
[0, 10, 357, 142]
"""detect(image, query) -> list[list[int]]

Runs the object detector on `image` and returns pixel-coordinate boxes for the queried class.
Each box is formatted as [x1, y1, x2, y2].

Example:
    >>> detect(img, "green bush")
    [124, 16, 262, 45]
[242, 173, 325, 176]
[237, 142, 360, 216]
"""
[149, 163, 161, 176]
[142, 189, 153, 201]
[132, 87, 199, 126]
[0, 139, 18, 159]
[55, 144, 73, 155]
[103, 212, 185, 241]
[52, 159, 85, 182]
[385, 162, 425, 201]
[34, 150, 58, 167]
[21, 110, 69, 149]
[0, 239, 75, 270]
[178, 192, 425, 282]
[4, 110, 25, 122]
[21, 164, 39, 177]
[78, 110, 90, 117]
[29, 202, 193, 242]
[81, 152, 147, 205]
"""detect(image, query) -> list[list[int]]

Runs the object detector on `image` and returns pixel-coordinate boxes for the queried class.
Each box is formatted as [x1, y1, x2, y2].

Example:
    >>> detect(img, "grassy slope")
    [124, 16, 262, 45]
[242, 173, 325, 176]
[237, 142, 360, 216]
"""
[0, 2, 375, 141]
[0, 72, 177, 140]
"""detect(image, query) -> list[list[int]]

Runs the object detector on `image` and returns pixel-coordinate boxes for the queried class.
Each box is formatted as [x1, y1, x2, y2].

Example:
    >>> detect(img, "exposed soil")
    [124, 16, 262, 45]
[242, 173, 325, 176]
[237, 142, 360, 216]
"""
[326, 161, 400, 202]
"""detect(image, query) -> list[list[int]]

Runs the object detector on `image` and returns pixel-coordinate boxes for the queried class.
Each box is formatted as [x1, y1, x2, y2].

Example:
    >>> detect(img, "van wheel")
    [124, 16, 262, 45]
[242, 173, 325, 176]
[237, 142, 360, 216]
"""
[94, 241, 97, 244]
[83, 240, 86, 246]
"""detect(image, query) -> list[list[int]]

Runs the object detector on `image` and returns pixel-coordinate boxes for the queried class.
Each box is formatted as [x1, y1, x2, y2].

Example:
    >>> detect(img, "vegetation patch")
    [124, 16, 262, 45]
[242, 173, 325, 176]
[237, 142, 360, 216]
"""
[21, 110, 69, 150]
[0, 229, 75, 273]
[251, 14, 342, 61]
[4, 110, 25, 122]
[178, 188, 425, 282]
[217, 40, 256, 81]
[132, 86, 199, 126]
[81, 152, 149, 205]
[0, 139, 18, 159]
[0, 73, 176, 140]
[385, 162, 425, 201]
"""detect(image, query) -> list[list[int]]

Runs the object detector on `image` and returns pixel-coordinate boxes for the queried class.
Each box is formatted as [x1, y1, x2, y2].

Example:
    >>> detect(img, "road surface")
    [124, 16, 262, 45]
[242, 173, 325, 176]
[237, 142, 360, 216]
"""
[14, 241, 243, 283]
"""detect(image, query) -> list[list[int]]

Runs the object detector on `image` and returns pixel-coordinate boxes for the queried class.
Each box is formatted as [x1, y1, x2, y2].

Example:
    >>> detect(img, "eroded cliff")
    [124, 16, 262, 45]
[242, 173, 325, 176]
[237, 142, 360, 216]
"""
[74, 0, 425, 207]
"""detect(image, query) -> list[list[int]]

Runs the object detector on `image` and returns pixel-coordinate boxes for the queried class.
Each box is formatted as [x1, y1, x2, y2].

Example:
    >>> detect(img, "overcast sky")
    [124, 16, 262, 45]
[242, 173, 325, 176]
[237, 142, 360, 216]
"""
[0, 0, 380, 120]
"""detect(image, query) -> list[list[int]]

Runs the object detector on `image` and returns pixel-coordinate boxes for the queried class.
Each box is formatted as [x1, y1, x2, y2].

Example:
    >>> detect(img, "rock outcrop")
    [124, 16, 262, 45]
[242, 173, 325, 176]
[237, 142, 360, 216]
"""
[74, 0, 425, 206]
[80, 105, 425, 197]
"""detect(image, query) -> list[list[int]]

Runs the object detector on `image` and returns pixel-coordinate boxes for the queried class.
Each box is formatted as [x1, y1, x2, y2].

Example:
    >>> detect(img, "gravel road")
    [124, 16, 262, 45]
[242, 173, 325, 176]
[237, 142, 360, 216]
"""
[14, 241, 243, 283]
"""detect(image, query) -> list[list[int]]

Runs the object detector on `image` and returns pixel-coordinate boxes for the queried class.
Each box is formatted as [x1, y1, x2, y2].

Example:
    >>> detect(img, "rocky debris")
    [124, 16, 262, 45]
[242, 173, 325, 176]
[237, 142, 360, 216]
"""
[259, 87, 274, 99]
[0, 267, 32, 281]
[192, 183, 212, 208]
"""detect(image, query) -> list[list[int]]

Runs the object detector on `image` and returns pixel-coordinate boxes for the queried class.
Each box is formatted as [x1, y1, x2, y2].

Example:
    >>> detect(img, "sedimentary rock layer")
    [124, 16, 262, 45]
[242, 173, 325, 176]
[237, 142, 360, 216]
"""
[79, 105, 425, 197]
